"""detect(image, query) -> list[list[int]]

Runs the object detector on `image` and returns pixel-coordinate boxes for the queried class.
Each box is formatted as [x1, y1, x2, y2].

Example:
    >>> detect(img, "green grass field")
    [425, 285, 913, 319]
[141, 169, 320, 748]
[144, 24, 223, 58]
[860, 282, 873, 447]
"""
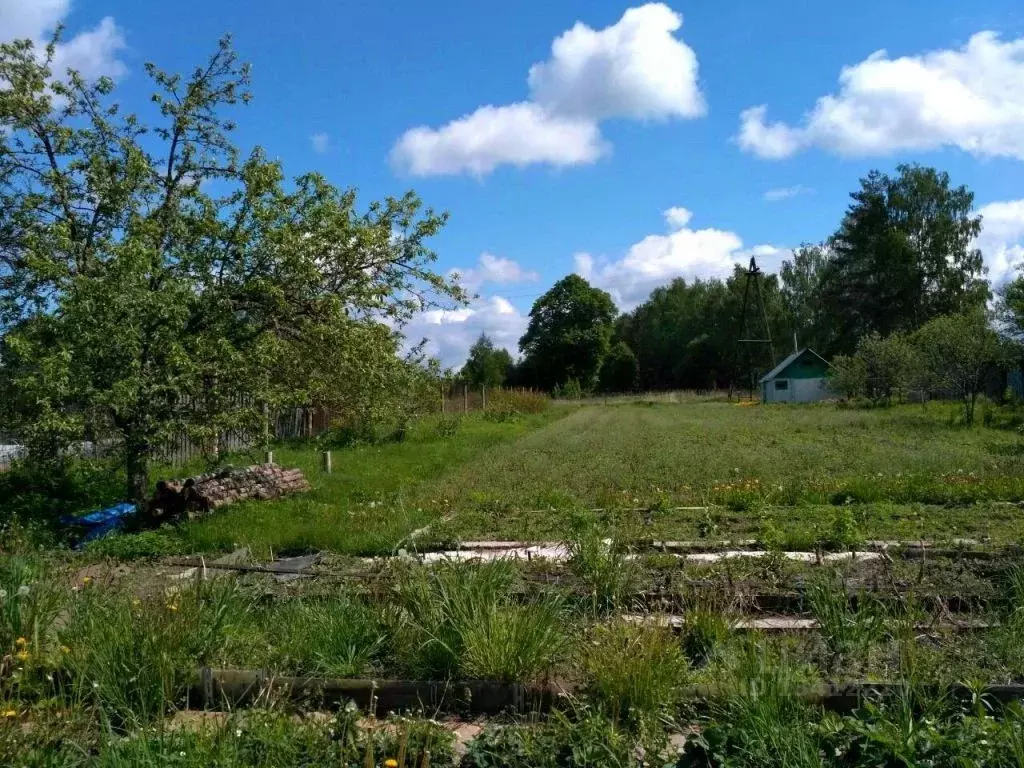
[89, 399, 1024, 558]
[10, 400, 1024, 765]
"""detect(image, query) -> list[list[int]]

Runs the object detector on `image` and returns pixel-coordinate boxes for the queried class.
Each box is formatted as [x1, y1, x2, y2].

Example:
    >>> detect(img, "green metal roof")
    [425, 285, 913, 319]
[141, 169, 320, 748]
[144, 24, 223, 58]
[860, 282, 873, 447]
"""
[759, 348, 830, 383]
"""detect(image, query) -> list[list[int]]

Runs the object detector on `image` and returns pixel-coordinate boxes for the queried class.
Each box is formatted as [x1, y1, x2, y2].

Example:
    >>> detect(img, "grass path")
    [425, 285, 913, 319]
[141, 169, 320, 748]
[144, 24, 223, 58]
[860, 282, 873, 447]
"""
[95, 411, 566, 558]
[432, 402, 1024, 544]
[92, 401, 1024, 556]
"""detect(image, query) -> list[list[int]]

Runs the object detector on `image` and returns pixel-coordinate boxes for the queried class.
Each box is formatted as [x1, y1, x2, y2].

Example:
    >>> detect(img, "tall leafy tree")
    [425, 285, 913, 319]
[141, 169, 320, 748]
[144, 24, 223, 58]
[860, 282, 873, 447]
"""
[598, 341, 639, 392]
[618, 268, 791, 391]
[997, 269, 1024, 347]
[519, 275, 617, 390]
[819, 165, 988, 355]
[0, 36, 461, 501]
[780, 244, 832, 351]
[460, 334, 513, 389]
[912, 312, 1006, 424]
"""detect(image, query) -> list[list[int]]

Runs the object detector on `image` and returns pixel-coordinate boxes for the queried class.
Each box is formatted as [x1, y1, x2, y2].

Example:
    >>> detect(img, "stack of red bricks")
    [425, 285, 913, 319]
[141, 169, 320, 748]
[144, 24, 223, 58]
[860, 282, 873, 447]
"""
[168, 464, 310, 511]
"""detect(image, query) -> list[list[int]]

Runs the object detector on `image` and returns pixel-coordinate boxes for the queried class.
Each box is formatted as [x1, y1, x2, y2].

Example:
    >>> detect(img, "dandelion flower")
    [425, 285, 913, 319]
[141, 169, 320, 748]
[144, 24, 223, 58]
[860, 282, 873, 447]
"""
[2, 710, 16, 718]
[15, 650, 30, 662]
[167, 603, 178, 612]
[60, 645, 71, 654]
[384, 760, 399, 768]
[82, 576, 92, 586]
[15, 637, 27, 648]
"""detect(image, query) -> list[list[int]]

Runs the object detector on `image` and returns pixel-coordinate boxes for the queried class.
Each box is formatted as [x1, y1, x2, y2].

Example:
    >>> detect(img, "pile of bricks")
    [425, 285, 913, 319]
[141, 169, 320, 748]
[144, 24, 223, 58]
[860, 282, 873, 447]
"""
[168, 464, 310, 512]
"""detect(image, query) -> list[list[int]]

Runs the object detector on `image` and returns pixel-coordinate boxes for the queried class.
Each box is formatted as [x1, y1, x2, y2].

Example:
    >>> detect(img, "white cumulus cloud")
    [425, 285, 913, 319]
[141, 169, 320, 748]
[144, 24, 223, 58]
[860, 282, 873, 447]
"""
[392, 3, 704, 176]
[391, 103, 606, 177]
[663, 206, 693, 228]
[977, 199, 1024, 285]
[574, 207, 784, 309]
[401, 295, 528, 368]
[527, 3, 704, 121]
[738, 32, 1024, 160]
[763, 184, 812, 202]
[0, 0, 126, 82]
[452, 252, 540, 292]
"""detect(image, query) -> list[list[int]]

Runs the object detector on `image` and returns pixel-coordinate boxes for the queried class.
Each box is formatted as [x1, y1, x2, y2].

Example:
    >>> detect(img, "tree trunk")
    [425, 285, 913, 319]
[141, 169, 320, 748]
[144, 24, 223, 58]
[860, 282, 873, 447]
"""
[126, 436, 151, 504]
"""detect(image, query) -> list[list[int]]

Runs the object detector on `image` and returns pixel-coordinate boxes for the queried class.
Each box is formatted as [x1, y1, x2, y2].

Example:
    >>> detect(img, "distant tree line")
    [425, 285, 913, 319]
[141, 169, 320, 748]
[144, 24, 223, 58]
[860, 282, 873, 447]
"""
[462, 164, 1022, 407]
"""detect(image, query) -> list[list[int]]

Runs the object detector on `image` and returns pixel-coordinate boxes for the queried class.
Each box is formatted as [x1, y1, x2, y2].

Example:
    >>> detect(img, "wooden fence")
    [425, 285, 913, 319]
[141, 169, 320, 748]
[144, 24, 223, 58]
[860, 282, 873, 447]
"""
[0, 389, 535, 472]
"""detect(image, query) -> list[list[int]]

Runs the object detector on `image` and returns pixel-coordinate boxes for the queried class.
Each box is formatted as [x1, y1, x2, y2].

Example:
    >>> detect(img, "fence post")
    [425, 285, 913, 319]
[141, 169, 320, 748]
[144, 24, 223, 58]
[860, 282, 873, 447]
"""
[265, 450, 274, 465]
[482, 385, 487, 411]
[464, 383, 469, 414]
[441, 384, 445, 414]
[323, 451, 332, 474]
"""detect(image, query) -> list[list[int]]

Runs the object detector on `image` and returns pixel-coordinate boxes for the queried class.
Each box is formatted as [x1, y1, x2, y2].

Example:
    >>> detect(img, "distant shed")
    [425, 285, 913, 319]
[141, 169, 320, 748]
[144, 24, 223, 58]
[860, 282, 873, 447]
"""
[760, 348, 831, 404]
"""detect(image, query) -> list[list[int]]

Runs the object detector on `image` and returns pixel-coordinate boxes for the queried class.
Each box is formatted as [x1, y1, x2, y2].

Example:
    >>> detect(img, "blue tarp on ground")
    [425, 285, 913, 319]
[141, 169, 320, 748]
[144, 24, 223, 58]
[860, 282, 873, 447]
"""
[61, 502, 138, 546]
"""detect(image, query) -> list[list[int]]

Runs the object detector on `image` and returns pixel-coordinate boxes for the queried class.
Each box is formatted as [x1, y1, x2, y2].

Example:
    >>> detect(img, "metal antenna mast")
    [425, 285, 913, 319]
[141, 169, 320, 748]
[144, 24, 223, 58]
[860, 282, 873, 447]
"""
[730, 257, 777, 398]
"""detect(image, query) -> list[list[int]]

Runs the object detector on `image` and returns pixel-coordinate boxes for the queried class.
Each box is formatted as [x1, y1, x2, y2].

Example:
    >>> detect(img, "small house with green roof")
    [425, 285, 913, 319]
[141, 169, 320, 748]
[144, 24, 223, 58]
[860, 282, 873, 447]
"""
[759, 348, 831, 403]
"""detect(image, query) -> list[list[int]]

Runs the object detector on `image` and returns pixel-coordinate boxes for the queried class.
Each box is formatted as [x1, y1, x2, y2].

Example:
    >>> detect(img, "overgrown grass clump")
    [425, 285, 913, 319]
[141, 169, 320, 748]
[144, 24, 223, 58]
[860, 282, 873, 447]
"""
[0, 707, 456, 768]
[390, 560, 568, 682]
[583, 620, 689, 726]
[61, 579, 248, 728]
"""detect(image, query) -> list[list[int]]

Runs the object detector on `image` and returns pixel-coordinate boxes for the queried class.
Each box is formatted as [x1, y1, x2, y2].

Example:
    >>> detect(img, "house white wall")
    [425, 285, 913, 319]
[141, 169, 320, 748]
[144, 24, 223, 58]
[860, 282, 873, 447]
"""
[762, 377, 831, 403]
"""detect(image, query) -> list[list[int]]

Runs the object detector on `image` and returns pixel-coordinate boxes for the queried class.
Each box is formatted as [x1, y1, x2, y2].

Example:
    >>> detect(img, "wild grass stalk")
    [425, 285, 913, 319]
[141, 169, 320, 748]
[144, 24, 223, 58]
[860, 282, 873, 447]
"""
[272, 595, 386, 677]
[61, 579, 249, 729]
[460, 597, 567, 682]
[694, 642, 824, 768]
[806, 569, 885, 671]
[566, 518, 636, 615]
[0, 554, 62, 657]
[390, 560, 565, 682]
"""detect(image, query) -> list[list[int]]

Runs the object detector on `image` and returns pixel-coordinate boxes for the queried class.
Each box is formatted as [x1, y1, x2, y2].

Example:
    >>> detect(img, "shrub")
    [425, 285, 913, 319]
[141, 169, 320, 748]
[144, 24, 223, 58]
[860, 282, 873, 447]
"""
[433, 415, 461, 439]
[487, 388, 550, 415]
[827, 693, 1021, 767]
[815, 506, 863, 551]
[582, 620, 688, 726]
[0, 457, 124, 527]
[552, 378, 584, 400]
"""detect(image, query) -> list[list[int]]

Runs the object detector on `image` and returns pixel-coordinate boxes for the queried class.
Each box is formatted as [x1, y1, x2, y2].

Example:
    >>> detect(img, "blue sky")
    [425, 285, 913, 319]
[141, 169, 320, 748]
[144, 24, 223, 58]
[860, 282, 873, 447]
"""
[6, 0, 1024, 366]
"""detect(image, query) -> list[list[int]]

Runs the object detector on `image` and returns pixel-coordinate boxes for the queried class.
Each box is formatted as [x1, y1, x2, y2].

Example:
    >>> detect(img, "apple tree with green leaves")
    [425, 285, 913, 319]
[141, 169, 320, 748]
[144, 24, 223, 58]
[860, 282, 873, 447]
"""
[0, 35, 462, 503]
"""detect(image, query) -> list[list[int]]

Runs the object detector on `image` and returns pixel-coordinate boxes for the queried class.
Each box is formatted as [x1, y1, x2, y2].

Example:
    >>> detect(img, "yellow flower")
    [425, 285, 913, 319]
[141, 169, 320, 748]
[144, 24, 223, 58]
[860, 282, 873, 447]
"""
[167, 603, 178, 612]
[15, 650, 30, 662]
[2, 710, 16, 718]
[60, 645, 71, 654]
[384, 760, 399, 768]
[82, 576, 93, 585]
[132, 598, 141, 608]
[14, 637, 27, 648]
